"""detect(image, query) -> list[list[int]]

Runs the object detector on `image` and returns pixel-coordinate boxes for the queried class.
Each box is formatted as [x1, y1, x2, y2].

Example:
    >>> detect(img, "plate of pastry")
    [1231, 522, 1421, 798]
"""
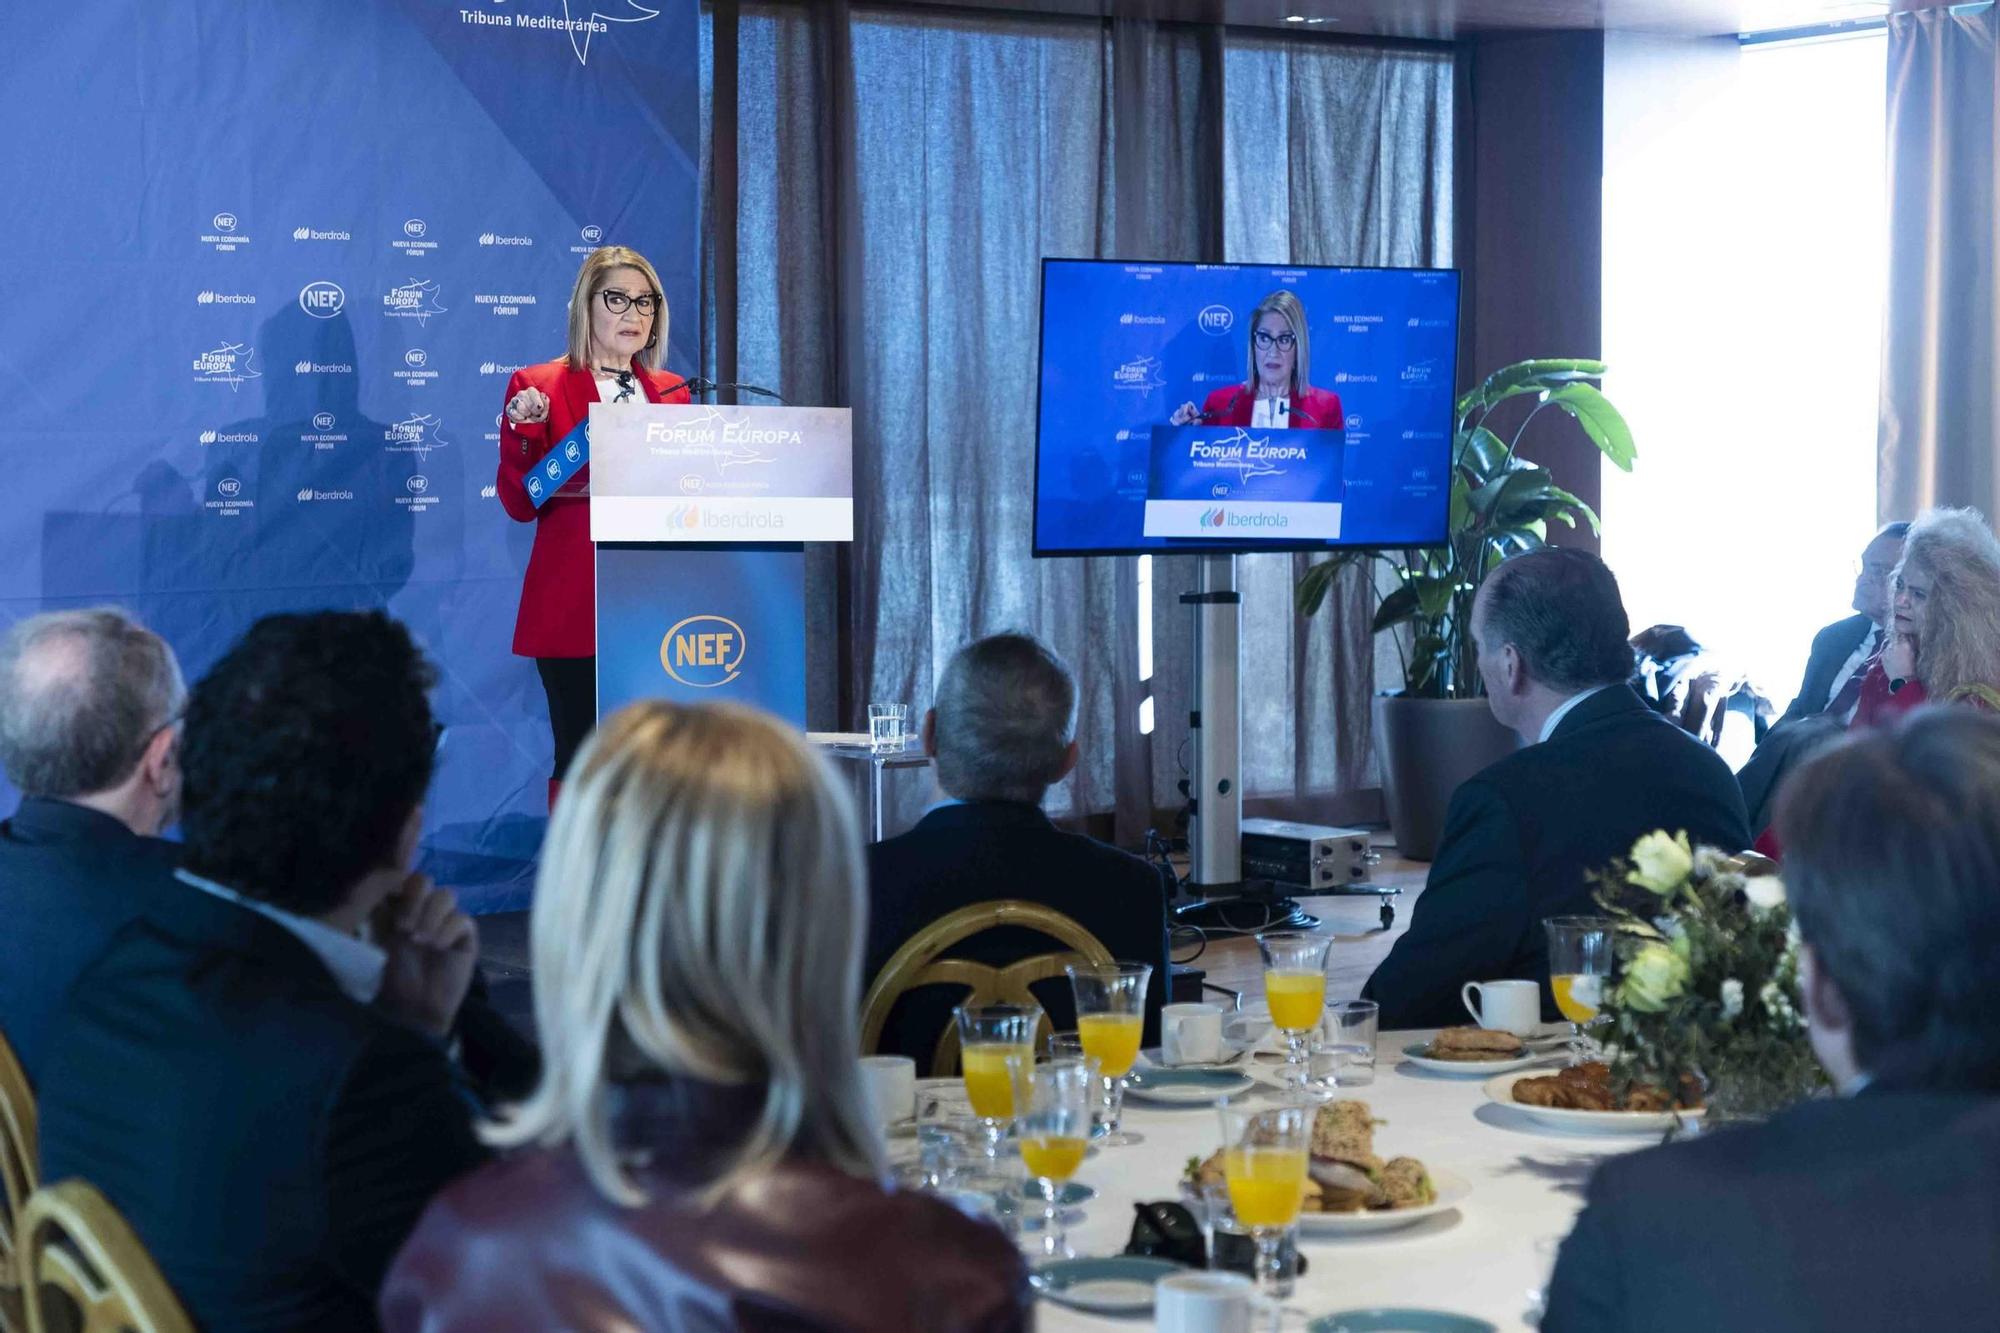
[1400, 1027, 1551, 1076]
[1485, 1062, 1705, 1134]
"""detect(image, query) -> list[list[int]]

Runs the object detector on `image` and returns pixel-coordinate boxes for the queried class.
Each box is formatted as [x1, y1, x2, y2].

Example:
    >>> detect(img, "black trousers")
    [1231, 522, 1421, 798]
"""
[535, 656, 597, 782]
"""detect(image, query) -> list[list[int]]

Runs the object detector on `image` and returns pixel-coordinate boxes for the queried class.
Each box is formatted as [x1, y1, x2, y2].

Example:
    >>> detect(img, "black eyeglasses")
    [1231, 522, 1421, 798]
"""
[1252, 330, 1297, 351]
[598, 289, 660, 316]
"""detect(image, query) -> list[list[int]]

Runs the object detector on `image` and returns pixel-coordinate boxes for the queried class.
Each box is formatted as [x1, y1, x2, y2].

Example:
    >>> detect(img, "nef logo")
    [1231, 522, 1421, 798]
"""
[526, 475, 545, 499]
[404, 218, 428, 239]
[545, 459, 563, 480]
[404, 348, 428, 368]
[212, 212, 238, 233]
[1198, 305, 1234, 335]
[406, 474, 430, 494]
[299, 281, 345, 318]
[217, 478, 243, 498]
[313, 412, 336, 431]
[564, 440, 582, 463]
[580, 224, 603, 244]
[660, 615, 746, 688]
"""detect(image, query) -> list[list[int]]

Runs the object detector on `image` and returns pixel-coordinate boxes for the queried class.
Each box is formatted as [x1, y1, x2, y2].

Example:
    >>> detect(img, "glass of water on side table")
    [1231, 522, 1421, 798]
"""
[867, 702, 909, 753]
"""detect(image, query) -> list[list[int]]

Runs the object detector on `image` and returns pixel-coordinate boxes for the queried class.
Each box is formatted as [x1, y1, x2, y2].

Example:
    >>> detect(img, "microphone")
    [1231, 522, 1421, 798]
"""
[1191, 386, 1246, 424]
[707, 380, 788, 405]
[1279, 400, 1321, 428]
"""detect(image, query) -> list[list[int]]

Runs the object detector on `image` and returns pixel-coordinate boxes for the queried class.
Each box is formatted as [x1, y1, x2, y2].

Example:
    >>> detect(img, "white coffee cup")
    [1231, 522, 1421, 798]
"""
[1155, 1270, 1252, 1333]
[1460, 979, 1541, 1037]
[859, 1055, 916, 1129]
[1160, 1002, 1225, 1065]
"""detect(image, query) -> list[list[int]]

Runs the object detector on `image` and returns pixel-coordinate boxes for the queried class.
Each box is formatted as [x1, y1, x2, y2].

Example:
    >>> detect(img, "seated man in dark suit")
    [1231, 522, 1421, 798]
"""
[1546, 708, 2000, 1332]
[1363, 549, 1749, 1029]
[38, 612, 507, 1333]
[1736, 521, 1909, 834]
[0, 609, 185, 1085]
[866, 633, 1172, 1063]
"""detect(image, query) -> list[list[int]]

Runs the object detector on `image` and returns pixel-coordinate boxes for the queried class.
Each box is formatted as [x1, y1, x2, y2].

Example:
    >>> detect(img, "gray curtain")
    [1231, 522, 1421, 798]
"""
[1880, 5, 2000, 522]
[705, 6, 1455, 834]
[1223, 34, 1456, 805]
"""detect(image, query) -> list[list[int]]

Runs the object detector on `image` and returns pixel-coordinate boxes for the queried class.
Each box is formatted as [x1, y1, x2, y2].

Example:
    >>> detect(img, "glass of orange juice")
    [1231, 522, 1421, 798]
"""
[1544, 916, 1615, 1065]
[1064, 961, 1152, 1147]
[1258, 933, 1332, 1087]
[1007, 1053, 1096, 1259]
[954, 1002, 1041, 1162]
[1218, 1101, 1311, 1310]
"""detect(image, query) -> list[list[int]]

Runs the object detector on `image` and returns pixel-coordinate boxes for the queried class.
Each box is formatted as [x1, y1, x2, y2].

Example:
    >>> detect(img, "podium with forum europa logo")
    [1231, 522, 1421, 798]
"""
[587, 402, 853, 726]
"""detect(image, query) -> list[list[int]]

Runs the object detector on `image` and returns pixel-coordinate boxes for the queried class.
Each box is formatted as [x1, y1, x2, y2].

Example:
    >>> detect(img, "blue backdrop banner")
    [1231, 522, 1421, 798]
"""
[0, 0, 702, 910]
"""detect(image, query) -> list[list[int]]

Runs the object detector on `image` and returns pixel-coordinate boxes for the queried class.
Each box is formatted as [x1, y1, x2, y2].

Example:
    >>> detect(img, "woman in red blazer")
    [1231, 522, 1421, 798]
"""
[1169, 289, 1345, 431]
[496, 246, 692, 806]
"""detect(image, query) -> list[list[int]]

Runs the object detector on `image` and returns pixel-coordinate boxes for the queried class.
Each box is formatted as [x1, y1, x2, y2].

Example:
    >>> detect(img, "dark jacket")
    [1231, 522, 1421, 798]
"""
[865, 801, 1172, 1064]
[0, 798, 181, 1085]
[37, 883, 490, 1333]
[1776, 612, 1875, 727]
[1544, 1089, 2000, 1332]
[1363, 686, 1750, 1029]
[381, 1081, 1030, 1333]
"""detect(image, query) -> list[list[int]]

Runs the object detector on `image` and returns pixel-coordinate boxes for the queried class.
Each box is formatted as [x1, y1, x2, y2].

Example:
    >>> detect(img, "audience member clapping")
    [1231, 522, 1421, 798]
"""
[381, 701, 1029, 1333]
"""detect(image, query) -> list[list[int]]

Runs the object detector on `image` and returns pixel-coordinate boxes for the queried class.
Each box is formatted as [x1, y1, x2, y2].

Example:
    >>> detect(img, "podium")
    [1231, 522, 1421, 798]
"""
[587, 402, 853, 725]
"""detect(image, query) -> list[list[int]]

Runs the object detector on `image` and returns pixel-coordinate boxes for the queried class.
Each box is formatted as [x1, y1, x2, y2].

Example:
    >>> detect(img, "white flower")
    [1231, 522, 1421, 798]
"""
[1628, 831, 1694, 896]
[1743, 875, 1787, 914]
[1618, 943, 1692, 1013]
[1720, 978, 1745, 1021]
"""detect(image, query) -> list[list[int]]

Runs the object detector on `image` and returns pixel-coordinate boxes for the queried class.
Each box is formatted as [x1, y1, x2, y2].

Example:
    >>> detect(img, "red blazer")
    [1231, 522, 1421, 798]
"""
[496, 358, 692, 658]
[1199, 383, 1345, 431]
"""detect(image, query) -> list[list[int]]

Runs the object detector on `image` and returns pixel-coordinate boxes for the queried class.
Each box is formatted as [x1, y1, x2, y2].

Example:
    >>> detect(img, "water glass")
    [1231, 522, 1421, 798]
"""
[1065, 960, 1152, 1146]
[867, 702, 909, 753]
[1321, 999, 1378, 1087]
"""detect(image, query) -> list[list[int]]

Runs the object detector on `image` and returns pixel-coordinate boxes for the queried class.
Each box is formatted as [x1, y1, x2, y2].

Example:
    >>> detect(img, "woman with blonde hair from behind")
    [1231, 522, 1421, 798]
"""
[1854, 506, 2000, 725]
[380, 702, 1028, 1332]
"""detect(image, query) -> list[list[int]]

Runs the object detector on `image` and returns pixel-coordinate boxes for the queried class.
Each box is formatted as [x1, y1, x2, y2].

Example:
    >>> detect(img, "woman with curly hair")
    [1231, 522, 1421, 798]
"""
[1854, 506, 2000, 724]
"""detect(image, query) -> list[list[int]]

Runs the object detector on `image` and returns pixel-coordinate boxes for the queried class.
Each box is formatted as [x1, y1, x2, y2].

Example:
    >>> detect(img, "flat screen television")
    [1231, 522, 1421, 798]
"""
[1033, 259, 1460, 556]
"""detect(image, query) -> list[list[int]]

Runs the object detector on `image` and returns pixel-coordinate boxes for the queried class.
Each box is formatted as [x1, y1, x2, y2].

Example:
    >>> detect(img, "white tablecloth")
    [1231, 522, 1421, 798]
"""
[998, 1031, 1663, 1331]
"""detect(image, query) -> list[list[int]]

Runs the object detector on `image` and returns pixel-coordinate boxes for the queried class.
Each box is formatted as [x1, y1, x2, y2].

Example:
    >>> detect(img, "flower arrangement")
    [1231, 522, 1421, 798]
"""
[1591, 831, 1825, 1121]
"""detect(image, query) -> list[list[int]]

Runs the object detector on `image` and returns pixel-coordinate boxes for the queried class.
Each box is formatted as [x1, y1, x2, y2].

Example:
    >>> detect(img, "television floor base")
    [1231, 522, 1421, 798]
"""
[1172, 886, 1319, 935]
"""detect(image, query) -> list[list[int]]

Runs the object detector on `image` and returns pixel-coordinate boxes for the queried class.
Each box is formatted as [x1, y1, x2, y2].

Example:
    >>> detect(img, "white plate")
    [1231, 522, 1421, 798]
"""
[1123, 1067, 1257, 1105]
[1138, 1046, 1251, 1073]
[1482, 1071, 1705, 1134]
[1398, 1042, 1551, 1077]
[1296, 1168, 1471, 1236]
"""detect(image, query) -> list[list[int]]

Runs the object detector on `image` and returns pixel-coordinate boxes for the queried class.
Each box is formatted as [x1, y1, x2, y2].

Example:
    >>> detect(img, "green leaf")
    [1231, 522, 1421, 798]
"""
[1294, 555, 1357, 617]
[1463, 359, 1609, 414]
[1467, 466, 1557, 523]
[1543, 382, 1637, 472]
[1456, 426, 1511, 482]
[1371, 583, 1420, 633]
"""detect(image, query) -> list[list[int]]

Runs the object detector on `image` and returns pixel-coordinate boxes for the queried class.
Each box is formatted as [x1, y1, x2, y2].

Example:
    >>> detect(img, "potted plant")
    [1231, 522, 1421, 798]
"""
[1294, 359, 1636, 858]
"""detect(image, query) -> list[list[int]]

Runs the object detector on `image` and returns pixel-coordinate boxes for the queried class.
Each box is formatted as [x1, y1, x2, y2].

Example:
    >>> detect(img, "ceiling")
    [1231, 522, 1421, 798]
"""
[910, 0, 1949, 38]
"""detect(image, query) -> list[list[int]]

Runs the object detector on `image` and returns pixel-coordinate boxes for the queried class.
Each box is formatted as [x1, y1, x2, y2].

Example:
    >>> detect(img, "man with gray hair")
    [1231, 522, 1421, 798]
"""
[0, 607, 186, 1082]
[864, 632, 1171, 1063]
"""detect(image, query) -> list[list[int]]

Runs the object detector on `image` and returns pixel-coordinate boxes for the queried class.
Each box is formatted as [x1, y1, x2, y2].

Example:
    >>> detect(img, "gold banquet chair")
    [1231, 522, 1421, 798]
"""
[1, 1028, 36, 1333]
[861, 899, 1114, 1077]
[19, 1181, 192, 1333]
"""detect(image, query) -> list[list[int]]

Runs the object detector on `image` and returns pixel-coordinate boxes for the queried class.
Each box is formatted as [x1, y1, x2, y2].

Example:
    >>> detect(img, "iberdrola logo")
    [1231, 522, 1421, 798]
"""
[1198, 508, 1227, 528]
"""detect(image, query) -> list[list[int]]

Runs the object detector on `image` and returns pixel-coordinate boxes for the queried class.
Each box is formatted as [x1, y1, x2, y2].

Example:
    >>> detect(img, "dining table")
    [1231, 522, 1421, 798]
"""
[931, 1031, 1682, 1332]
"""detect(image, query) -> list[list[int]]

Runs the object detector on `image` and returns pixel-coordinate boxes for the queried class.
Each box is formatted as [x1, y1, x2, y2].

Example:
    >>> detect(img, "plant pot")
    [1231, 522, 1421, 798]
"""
[1372, 695, 1522, 861]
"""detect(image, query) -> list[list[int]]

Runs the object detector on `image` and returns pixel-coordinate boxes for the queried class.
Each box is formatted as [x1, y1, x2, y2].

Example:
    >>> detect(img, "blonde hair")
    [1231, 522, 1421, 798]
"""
[1243, 289, 1312, 397]
[1900, 506, 2000, 701]
[486, 701, 882, 1206]
[564, 246, 667, 371]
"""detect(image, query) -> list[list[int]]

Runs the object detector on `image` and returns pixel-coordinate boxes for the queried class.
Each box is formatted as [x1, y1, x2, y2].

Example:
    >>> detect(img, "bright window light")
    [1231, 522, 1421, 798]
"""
[1602, 30, 1886, 734]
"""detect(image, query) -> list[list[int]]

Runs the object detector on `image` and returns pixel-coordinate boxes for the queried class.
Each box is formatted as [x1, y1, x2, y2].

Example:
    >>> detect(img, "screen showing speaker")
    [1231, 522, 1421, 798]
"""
[1034, 259, 1460, 556]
